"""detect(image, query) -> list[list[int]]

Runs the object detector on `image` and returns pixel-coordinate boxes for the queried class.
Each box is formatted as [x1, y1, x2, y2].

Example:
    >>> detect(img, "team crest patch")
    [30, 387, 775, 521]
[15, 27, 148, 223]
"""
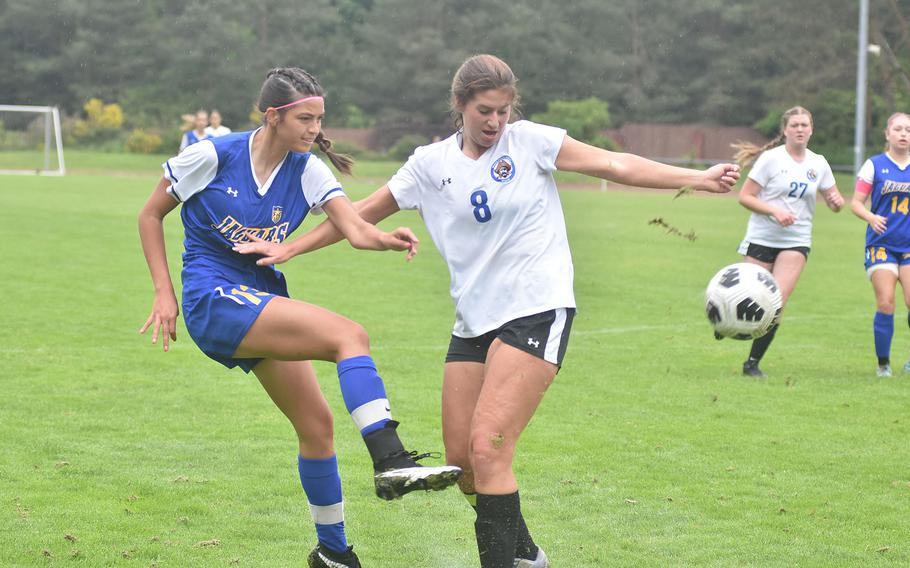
[271, 206, 283, 223]
[490, 155, 515, 183]
[806, 169, 818, 182]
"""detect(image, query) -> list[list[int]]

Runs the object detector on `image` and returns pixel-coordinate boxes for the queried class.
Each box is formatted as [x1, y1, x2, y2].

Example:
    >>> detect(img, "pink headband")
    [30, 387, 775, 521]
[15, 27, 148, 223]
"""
[268, 95, 324, 112]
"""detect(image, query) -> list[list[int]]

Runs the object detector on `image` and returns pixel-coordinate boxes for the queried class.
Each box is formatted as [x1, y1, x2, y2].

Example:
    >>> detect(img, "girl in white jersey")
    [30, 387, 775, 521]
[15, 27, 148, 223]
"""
[138, 67, 460, 568]
[234, 55, 739, 568]
[732, 106, 844, 378]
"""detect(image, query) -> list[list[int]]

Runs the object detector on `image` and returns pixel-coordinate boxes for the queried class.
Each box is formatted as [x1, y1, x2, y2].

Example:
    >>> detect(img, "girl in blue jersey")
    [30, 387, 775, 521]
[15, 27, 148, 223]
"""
[234, 55, 740, 568]
[850, 112, 910, 377]
[179, 109, 212, 152]
[138, 67, 461, 568]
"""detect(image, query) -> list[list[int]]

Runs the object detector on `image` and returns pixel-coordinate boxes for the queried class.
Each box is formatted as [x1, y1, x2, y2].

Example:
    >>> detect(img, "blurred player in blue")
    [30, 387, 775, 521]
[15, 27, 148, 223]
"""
[850, 111, 910, 377]
[138, 67, 461, 568]
[179, 109, 212, 152]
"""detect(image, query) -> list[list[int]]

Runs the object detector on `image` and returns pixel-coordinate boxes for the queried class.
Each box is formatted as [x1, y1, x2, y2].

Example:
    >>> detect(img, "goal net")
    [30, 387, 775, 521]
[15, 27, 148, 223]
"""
[0, 105, 66, 176]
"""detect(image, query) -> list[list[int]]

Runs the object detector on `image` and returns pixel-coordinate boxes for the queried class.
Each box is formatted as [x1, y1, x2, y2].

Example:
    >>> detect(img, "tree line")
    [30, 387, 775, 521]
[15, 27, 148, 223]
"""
[2, 0, 908, 157]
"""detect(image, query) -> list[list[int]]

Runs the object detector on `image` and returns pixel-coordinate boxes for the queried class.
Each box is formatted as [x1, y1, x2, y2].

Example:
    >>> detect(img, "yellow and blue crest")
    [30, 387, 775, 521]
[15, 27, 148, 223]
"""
[271, 205, 284, 223]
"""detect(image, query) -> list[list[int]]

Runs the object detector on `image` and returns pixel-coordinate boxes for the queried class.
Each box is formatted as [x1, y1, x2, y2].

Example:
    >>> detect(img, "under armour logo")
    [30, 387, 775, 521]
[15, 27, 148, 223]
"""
[226, 187, 238, 197]
[527, 337, 540, 348]
[882, 168, 890, 174]
[441, 177, 452, 188]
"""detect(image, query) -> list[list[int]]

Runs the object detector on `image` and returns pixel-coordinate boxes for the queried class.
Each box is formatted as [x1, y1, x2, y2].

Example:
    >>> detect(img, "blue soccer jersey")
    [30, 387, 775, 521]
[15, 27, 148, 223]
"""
[180, 130, 212, 152]
[861, 153, 910, 251]
[162, 129, 345, 370]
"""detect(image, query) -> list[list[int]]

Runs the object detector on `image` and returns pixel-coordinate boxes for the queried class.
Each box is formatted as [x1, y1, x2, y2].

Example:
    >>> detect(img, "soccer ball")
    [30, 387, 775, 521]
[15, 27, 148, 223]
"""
[705, 263, 782, 340]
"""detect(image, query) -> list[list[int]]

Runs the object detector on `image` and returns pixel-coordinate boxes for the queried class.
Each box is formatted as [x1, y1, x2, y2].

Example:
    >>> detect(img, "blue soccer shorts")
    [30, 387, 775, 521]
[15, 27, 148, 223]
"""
[182, 271, 289, 373]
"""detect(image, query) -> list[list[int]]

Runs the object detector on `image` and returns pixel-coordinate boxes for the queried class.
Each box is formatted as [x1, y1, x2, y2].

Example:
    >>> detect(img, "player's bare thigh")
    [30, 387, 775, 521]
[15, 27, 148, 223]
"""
[768, 250, 807, 305]
[897, 264, 910, 309]
[233, 296, 369, 362]
[470, 339, 557, 493]
[871, 268, 898, 312]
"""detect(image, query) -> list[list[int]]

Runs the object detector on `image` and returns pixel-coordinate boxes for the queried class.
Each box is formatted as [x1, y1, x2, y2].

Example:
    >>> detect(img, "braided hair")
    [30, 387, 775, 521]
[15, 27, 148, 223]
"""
[732, 106, 812, 168]
[257, 68, 354, 175]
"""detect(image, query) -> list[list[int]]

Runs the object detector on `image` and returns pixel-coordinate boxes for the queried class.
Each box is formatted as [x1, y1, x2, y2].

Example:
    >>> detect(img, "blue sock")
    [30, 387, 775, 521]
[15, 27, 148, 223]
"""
[298, 455, 347, 553]
[874, 311, 894, 364]
[337, 355, 391, 435]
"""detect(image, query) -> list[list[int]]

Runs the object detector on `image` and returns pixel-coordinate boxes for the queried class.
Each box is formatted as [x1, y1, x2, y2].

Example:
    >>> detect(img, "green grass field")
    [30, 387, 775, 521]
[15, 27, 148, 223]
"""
[1, 154, 908, 567]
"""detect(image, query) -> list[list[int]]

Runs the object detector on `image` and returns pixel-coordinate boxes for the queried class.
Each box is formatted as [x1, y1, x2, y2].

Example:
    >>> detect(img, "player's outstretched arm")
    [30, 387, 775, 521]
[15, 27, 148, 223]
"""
[233, 186, 406, 265]
[137, 177, 181, 351]
[554, 135, 739, 193]
[322, 193, 417, 258]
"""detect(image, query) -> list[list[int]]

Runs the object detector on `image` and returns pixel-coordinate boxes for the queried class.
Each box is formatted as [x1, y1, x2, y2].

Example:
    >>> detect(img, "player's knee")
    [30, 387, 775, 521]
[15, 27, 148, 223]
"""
[328, 322, 371, 361]
[445, 444, 471, 470]
[877, 298, 895, 313]
[340, 322, 371, 354]
[469, 429, 513, 471]
[295, 412, 334, 454]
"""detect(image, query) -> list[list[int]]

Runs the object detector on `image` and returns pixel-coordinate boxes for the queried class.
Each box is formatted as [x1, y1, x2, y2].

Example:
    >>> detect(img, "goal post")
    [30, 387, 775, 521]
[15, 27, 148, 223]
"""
[0, 104, 66, 176]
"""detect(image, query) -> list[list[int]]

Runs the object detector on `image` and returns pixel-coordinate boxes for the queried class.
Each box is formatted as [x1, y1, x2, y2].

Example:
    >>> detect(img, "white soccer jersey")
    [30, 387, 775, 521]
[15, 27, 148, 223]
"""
[739, 145, 835, 250]
[388, 120, 576, 338]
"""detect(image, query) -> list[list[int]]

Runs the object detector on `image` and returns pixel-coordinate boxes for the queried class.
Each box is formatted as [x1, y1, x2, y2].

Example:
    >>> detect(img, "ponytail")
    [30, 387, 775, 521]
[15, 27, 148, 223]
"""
[315, 131, 354, 175]
[731, 133, 784, 168]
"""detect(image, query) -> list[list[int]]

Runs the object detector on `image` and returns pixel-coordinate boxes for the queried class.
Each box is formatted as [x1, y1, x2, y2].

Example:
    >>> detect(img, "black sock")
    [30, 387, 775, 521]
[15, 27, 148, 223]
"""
[475, 492, 520, 568]
[514, 511, 539, 561]
[748, 323, 779, 362]
[468, 492, 537, 561]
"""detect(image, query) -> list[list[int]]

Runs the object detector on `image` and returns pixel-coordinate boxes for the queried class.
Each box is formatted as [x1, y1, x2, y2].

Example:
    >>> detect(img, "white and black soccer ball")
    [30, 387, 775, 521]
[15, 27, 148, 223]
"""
[705, 263, 783, 340]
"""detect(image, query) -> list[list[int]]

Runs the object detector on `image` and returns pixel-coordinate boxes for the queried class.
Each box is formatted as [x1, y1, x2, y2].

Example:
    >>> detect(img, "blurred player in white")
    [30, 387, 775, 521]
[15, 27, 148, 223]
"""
[204, 109, 232, 137]
[235, 54, 739, 568]
[732, 106, 844, 378]
[850, 112, 910, 377]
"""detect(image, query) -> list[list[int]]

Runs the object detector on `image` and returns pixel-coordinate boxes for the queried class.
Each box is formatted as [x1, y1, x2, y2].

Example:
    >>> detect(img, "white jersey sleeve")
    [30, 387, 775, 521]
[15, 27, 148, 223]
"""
[747, 150, 774, 187]
[512, 121, 566, 173]
[163, 140, 218, 202]
[817, 156, 836, 190]
[858, 159, 875, 184]
[301, 155, 345, 215]
[388, 147, 432, 211]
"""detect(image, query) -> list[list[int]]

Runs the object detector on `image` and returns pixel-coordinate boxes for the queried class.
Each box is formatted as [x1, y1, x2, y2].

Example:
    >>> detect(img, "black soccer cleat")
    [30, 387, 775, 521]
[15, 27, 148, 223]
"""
[307, 544, 362, 568]
[742, 359, 767, 379]
[364, 421, 462, 500]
